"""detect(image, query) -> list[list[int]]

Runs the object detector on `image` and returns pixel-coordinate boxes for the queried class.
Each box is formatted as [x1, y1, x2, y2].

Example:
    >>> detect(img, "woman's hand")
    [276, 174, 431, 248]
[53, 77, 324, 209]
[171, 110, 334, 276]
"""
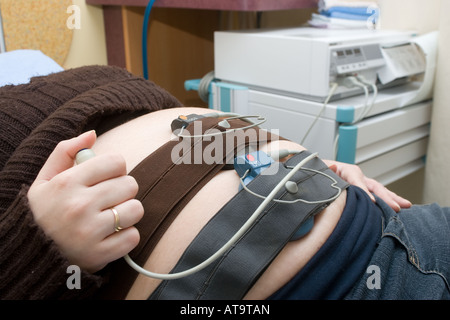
[27, 131, 144, 273]
[324, 159, 412, 212]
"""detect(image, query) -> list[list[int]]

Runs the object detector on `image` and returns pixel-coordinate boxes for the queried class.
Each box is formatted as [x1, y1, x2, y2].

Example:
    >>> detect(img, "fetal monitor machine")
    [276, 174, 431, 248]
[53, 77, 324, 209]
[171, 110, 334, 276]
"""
[214, 27, 427, 101]
[206, 27, 438, 185]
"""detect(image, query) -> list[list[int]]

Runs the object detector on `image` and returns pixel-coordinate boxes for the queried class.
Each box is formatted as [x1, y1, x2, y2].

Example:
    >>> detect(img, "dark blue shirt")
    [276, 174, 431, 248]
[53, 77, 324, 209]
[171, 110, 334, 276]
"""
[269, 185, 382, 300]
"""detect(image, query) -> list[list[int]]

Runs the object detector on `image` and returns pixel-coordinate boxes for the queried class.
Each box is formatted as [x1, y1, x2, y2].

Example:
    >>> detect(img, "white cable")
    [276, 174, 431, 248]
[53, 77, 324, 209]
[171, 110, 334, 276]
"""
[202, 111, 239, 118]
[356, 84, 369, 122]
[342, 75, 379, 124]
[238, 154, 342, 205]
[175, 112, 240, 138]
[198, 71, 215, 103]
[266, 149, 301, 160]
[333, 75, 375, 159]
[355, 76, 378, 121]
[176, 115, 267, 139]
[346, 78, 369, 124]
[332, 133, 339, 160]
[123, 151, 331, 280]
[301, 82, 339, 145]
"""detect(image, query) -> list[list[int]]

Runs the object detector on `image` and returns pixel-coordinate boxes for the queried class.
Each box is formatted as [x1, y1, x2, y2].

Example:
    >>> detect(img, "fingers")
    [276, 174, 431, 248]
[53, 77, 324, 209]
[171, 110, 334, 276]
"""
[88, 174, 139, 210]
[352, 177, 376, 202]
[29, 132, 145, 272]
[76, 151, 144, 268]
[98, 199, 144, 237]
[323, 159, 413, 212]
[72, 154, 142, 237]
[393, 193, 413, 209]
[35, 131, 97, 183]
[334, 162, 377, 202]
[86, 227, 141, 272]
[74, 153, 128, 186]
[36, 130, 129, 189]
[81, 200, 144, 272]
[366, 178, 412, 212]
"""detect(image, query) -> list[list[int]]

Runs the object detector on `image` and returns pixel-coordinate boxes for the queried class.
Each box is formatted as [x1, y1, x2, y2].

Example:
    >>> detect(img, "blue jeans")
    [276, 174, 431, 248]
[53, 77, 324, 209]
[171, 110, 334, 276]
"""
[345, 196, 450, 300]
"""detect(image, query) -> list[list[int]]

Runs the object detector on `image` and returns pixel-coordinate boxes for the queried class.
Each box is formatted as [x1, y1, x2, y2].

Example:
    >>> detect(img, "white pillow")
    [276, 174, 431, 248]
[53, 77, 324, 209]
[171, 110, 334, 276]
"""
[0, 49, 64, 87]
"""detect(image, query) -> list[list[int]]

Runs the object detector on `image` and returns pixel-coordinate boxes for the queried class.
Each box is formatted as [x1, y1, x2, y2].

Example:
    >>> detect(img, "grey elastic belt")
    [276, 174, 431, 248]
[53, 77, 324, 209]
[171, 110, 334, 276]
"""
[149, 151, 349, 300]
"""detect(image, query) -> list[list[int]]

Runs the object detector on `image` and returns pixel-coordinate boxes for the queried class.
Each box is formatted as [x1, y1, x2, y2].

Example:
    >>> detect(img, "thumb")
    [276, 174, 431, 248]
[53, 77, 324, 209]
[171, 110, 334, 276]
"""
[35, 130, 97, 182]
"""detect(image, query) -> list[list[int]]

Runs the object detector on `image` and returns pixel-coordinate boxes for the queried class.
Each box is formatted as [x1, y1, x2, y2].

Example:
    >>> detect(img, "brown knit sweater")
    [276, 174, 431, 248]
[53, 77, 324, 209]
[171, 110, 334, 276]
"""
[0, 65, 181, 299]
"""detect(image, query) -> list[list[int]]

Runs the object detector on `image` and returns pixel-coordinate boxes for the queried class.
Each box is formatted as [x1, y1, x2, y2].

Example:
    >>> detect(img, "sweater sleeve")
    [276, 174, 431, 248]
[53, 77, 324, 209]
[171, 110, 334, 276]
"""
[0, 185, 103, 299]
[0, 65, 182, 299]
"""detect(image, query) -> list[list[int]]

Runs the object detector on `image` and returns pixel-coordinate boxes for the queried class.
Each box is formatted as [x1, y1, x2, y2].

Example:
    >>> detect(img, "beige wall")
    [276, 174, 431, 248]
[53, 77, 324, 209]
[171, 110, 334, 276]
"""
[379, 0, 441, 34]
[423, 0, 450, 206]
[377, 0, 442, 204]
[63, 0, 107, 68]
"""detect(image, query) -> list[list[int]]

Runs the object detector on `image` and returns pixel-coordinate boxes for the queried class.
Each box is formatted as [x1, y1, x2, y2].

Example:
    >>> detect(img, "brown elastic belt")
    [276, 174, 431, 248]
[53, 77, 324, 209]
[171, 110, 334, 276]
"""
[97, 116, 280, 299]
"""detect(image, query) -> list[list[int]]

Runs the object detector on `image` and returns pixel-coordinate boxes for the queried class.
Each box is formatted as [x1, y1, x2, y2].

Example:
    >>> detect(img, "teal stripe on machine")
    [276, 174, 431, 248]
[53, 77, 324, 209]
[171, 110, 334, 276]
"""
[216, 82, 248, 113]
[336, 105, 355, 123]
[337, 125, 358, 164]
[219, 86, 231, 113]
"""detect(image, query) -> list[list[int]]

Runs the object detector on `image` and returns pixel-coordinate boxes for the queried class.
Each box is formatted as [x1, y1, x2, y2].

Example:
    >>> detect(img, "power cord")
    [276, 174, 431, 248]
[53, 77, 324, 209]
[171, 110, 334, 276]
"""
[300, 82, 339, 145]
[142, 0, 156, 80]
[198, 71, 215, 103]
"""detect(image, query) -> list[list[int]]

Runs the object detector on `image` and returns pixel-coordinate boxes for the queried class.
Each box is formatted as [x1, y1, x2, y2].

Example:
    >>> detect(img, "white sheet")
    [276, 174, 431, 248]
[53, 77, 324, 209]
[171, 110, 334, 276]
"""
[0, 49, 64, 87]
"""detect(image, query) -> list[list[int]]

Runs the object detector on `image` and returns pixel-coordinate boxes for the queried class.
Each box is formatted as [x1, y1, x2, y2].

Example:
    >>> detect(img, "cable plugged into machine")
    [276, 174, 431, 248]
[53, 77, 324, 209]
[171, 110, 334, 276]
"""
[330, 74, 379, 159]
[355, 74, 378, 122]
[300, 82, 339, 146]
[337, 74, 378, 124]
